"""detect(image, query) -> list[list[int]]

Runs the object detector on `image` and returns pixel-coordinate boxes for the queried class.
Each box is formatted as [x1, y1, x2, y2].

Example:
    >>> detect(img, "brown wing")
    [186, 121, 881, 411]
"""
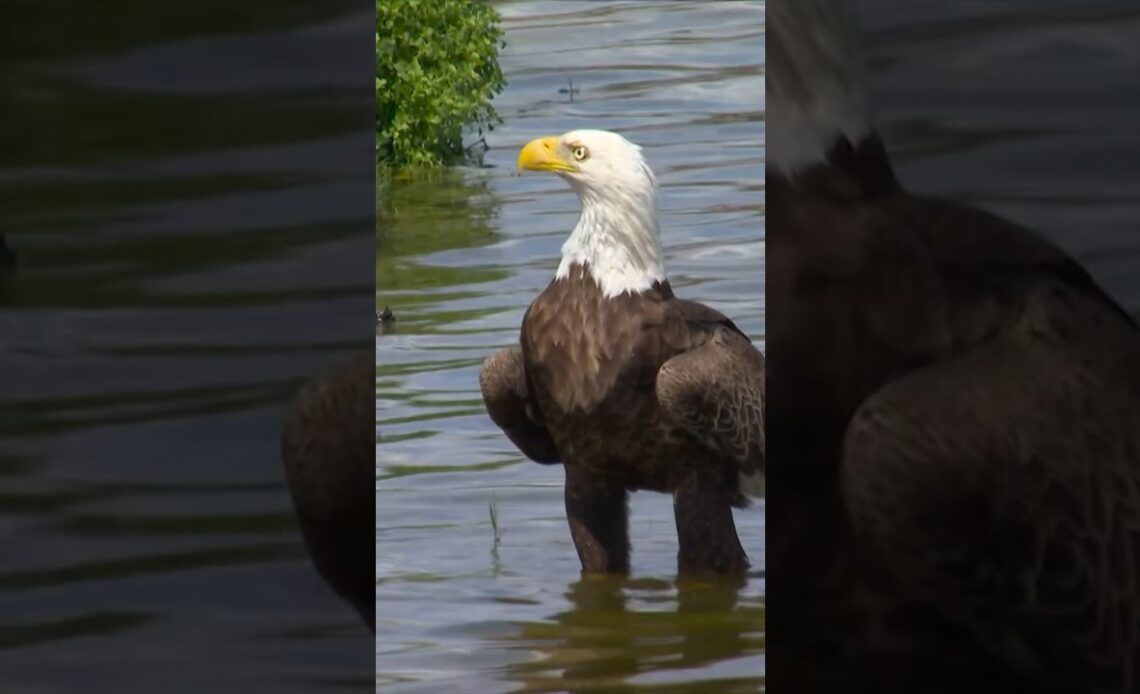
[841, 282, 1140, 691]
[282, 351, 375, 632]
[479, 345, 560, 464]
[768, 138, 1140, 688]
[656, 300, 765, 480]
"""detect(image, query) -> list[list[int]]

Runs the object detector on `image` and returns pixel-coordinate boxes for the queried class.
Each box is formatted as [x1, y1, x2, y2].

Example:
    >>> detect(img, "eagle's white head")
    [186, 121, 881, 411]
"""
[517, 129, 666, 298]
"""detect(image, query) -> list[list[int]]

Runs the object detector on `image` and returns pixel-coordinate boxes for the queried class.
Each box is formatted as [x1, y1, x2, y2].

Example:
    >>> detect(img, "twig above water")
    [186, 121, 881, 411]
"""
[558, 77, 580, 103]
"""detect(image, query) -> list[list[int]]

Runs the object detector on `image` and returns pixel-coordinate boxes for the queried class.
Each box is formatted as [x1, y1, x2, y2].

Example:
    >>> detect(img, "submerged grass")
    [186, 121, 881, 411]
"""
[489, 494, 501, 551]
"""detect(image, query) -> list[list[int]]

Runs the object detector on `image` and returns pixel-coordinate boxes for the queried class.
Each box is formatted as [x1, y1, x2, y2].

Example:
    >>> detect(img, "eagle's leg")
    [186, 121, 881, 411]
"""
[564, 463, 630, 573]
[674, 475, 749, 574]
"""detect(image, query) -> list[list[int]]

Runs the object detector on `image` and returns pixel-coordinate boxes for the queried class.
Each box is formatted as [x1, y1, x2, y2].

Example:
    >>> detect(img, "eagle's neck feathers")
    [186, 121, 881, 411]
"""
[556, 169, 666, 299]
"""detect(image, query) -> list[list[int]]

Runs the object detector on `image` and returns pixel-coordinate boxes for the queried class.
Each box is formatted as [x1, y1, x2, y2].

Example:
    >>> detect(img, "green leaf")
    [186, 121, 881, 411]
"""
[376, 0, 506, 168]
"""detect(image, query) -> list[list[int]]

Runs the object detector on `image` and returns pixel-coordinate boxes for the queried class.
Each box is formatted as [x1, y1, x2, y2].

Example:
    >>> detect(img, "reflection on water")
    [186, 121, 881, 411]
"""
[377, 0, 764, 691]
[0, 2, 373, 691]
[500, 577, 763, 694]
[377, 169, 509, 326]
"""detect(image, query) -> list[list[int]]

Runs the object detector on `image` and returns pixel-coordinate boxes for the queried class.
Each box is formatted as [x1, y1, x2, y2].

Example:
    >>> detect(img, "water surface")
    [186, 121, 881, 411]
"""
[862, 0, 1140, 316]
[0, 4, 374, 691]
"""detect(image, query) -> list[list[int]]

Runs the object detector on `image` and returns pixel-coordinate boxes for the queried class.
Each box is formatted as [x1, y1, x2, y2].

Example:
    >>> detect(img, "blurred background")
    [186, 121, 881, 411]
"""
[861, 0, 1140, 318]
[0, 1, 375, 691]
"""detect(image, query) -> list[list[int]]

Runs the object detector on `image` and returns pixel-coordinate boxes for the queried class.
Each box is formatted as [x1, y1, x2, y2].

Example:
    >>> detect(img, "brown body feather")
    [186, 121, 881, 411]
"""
[281, 351, 375, 631]
[767, 135, 1140, 692]
[482, 262, 763, 574]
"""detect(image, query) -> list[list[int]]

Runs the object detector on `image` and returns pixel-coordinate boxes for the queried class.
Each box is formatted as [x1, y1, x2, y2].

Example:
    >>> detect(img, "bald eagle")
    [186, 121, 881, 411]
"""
[767, 1, 1140, 691]
[480, 129, 764, 575]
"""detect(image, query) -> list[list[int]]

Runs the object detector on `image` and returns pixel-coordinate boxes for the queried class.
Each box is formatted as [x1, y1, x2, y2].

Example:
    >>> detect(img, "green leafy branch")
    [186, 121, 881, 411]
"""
[376, 0, 506, 168]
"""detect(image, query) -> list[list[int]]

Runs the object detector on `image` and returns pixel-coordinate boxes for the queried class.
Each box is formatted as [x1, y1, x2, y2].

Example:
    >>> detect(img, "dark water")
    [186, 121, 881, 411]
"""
[377, 1, 765, 691]
[861, 0, 1140, 317]
[0, 3, 374, 692]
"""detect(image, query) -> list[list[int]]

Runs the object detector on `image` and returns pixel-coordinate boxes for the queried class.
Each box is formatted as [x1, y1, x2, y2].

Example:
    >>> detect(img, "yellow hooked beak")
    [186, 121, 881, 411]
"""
[517, 136, 578, 174]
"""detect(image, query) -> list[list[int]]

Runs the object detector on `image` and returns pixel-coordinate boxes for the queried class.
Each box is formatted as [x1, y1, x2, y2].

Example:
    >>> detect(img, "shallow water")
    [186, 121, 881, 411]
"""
[0, 4, 374, 692]
[376, 1, 766, 692]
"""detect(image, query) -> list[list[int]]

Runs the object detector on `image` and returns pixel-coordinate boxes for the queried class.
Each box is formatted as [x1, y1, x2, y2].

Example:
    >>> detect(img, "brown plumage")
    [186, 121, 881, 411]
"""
[281, 351, 375, 631]
[479, 129, 763, 576]
[485, 265, 763, 574]
[767, 117, 1140, 694]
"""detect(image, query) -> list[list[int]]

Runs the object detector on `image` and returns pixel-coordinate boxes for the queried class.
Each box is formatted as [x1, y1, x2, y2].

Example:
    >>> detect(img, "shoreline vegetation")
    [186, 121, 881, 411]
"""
[376, 0, 506, 169]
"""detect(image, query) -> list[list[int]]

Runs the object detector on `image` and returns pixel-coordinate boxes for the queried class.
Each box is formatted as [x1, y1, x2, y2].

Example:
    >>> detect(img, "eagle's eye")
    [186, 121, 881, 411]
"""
[572, 145, 590, 162]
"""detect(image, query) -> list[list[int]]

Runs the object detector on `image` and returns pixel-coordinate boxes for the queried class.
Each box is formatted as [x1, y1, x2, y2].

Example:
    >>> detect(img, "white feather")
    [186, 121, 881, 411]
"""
[551, 129, 667, 298]
[767, 0, 872, 177]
